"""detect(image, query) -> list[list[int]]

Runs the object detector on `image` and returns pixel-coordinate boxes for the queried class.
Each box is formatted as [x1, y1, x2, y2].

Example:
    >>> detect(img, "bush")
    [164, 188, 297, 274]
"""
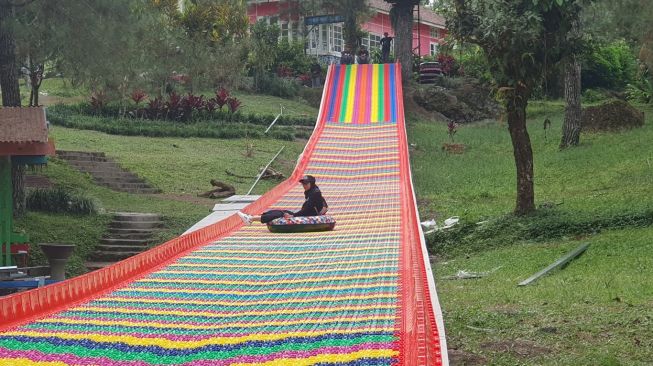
[47, 108, 308, 140]
[27, 188, 98, 215]
[48, 103, 314, 127]
[257, 72, 300, 98]
[582, 88, 612, 103]
[582, 40, 638, 90]
[427, 208, 653, 257]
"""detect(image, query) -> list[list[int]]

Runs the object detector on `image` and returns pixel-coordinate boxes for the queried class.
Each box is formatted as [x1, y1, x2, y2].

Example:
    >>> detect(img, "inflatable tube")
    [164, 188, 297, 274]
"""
[267, 215, 336, 233]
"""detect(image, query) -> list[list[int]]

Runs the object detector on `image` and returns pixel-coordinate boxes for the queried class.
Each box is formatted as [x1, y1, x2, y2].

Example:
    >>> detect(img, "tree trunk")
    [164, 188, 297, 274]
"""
[0, 4, 21, 106]
[560, 55, 582, 148]
[343, 15, 358, 55]
[0, 3, 26, 217]
[390, 3, 414, 82]
[506, 87, 535, 215]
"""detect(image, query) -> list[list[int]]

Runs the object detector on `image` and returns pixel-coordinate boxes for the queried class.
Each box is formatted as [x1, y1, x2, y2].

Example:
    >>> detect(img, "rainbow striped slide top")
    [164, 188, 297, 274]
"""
[0, 63, 448, 366]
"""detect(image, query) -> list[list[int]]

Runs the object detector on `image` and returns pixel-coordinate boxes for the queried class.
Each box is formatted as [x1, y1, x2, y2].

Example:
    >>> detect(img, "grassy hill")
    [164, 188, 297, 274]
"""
[408, 103, 653, 365]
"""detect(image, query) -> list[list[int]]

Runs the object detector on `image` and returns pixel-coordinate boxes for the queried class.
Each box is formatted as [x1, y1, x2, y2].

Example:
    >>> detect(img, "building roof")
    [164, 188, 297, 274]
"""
[368, 0, 445, 28]
[0, 107, 48, 144]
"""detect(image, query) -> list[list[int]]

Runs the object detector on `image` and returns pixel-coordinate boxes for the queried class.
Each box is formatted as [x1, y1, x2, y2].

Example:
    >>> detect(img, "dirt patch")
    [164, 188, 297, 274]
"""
[582, 100, 645, 131]
[448, 349, 488, 366]
[150, 193, 216, 209]
[480, 340, 551, 359]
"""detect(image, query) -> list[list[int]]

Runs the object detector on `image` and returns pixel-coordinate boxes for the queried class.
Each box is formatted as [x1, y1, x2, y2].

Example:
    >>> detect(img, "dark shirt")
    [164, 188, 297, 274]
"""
[310, 63, 321, 76]
[294, 186, 327, 217]
[380, 36, 393, 51]
[341, 52, 354, 65]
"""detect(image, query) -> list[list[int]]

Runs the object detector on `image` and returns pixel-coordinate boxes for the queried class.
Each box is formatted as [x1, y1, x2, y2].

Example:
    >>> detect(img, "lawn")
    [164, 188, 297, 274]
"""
[16, 125, 306, 277]
[408, 103, 653, 221]
[408, 102, 653, 365]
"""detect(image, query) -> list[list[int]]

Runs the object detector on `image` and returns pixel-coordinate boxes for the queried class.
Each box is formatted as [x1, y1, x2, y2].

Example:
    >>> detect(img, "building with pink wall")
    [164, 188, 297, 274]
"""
[247, 0, 446, 63]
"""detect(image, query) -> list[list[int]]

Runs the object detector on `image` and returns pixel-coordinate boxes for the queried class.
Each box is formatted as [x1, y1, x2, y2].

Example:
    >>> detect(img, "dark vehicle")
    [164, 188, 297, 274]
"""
[418, 62, 444, 84]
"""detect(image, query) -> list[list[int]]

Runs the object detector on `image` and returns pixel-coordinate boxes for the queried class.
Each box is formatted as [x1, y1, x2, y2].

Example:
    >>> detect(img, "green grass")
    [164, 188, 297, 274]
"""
[231, 90, 318, 118]
[409, 103, 653, 221]
[409, 101, 653, 364]
[14, 125, 306, 276]
[436, 227, 653, 365]
[51, 126, 306, 195]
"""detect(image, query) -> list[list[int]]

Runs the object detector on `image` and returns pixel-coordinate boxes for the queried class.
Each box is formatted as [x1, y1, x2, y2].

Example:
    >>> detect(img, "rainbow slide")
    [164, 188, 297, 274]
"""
[0, 64, 448, 365]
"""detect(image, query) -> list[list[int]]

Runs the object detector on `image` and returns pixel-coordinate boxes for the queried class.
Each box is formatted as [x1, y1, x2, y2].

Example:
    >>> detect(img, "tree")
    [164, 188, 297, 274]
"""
[444, 0, 588, 215]
[385, 0, 420, 82]
[560, 16, 582, 148]
[1, 0, 29, 217]
[250, 20, 280, 91]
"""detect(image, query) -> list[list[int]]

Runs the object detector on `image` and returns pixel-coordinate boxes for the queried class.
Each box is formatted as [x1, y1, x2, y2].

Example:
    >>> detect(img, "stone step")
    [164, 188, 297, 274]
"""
[109, 221, 163, 230]
[85, 261, 114, 272]
[107, 227, 157, 235]
[57, 150, 106, 158]
[75, 167, 136, 175]
[95, 244, 149, 252]
[66, 161, 122, 169]
[58, 155, 109, 162]
[90, 251, 142, 262]
[93, 176, 146, 184]
[103, 232, 154, 240]
[116, 188, 161, 194]
[113, 212, 161, 222]
[99, 238, 151, 246]
[79, 170, 135, 179]
[103, 182, 153, 189]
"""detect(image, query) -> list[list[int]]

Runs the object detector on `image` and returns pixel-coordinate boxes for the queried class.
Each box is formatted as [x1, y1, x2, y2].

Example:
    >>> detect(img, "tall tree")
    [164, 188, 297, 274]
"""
[0, 1, 21, 106]
[560, 10, 583, 148]
[385, 0, 419, 82]
[444, 0, 588, 215]
[0, 1, 27, 217]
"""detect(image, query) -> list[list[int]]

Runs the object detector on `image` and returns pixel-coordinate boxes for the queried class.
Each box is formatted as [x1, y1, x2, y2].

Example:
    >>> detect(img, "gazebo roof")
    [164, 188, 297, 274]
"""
[0, 107, 54, 157]
[0, 107, 48, 143]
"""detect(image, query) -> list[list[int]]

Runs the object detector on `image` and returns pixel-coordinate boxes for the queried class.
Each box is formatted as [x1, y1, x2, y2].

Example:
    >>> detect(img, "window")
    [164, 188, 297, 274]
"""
[322, 25, 328, 51]
[280, 22, 289, 41]
[369, 34, 381, 50]
[330, 25, 342, 52]
[430, 27, 440, 39]
[307, 27, 319, 50]
[430, 43, 438, 56]
[291, 22, 300, 40]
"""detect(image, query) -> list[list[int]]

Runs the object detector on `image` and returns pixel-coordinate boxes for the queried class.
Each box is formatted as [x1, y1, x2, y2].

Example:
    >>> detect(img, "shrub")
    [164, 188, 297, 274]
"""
[27, 188, 98, 215]
[582, 40, 638, 90]
[427, 208, 653, 258]
[257, 72, 299, 98]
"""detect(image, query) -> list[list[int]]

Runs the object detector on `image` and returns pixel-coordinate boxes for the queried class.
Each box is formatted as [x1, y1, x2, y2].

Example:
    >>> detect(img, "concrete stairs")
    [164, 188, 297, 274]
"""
[85, 213, 163, 272]
[56, 150, 160, 194]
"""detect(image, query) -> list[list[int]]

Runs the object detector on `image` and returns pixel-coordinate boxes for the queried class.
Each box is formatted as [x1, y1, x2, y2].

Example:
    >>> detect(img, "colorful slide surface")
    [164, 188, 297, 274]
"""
[0, 64, 447, 365]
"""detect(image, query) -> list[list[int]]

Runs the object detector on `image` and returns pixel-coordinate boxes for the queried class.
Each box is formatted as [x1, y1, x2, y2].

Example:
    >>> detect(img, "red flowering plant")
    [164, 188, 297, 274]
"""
[447, 120, 458, 143]
[437, 54, 458, 76]
[214, 87, 230, 110]
[130, 89, 148, 105]
[226, 97, 242, 113]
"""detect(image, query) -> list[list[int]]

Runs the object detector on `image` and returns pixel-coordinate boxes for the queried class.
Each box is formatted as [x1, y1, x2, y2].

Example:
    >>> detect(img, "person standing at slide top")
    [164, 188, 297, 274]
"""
[380, 32, 393, 63]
